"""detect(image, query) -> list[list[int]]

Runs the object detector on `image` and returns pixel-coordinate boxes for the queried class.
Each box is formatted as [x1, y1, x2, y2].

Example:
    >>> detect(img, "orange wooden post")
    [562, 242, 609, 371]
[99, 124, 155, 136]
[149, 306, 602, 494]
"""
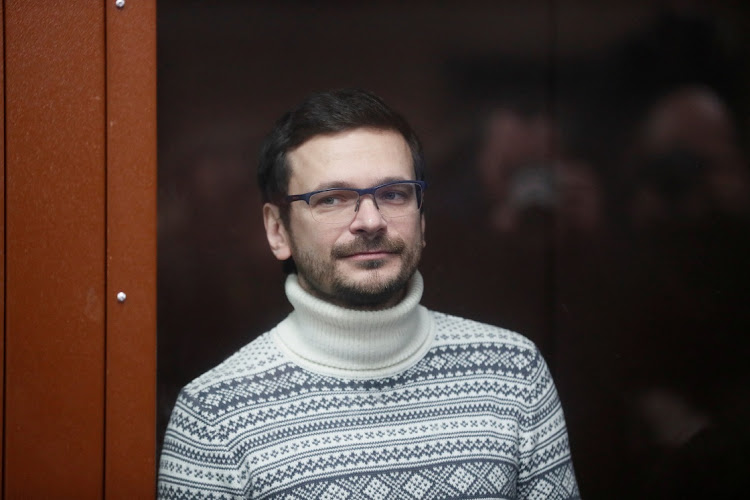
[104, 1, 158, 497]
[3, 2, 107, 498]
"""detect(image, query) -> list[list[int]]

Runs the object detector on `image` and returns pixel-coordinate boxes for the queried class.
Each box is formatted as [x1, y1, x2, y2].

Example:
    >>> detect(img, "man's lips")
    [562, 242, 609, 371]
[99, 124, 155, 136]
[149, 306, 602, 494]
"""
[342, 250, 394, 260]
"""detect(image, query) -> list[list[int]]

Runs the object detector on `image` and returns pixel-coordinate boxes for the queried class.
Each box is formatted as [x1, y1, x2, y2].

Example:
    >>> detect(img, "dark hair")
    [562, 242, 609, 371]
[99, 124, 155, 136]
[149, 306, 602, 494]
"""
[257, 88, 425, 204]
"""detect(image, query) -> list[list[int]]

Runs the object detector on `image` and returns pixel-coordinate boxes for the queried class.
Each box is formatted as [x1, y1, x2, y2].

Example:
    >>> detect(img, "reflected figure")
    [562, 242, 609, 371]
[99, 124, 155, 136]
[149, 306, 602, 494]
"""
[613, 74, 750, 500]
[627, 85, 750, 229]
[477, 109, 603, 237]
[423, 103, 608, 356]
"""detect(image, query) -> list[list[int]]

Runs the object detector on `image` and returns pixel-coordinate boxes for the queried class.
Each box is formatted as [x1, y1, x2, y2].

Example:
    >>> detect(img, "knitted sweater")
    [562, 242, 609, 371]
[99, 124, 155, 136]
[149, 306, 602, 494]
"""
[159, 272, 579, 499]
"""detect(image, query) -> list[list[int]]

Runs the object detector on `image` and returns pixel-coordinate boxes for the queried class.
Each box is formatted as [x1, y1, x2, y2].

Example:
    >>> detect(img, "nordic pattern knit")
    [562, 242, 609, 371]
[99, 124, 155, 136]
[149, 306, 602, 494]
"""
[159, 273, 579, 499]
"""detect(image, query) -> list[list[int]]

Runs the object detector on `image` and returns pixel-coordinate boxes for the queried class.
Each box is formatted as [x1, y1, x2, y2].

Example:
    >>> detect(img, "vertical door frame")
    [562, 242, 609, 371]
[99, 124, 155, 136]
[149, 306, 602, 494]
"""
[105, 1, 157, 497]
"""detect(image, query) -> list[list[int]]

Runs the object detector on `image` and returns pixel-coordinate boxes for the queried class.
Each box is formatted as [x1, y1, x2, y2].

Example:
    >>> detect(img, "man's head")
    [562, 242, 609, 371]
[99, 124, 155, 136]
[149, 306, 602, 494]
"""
[258, 89, 425, 207]
[258, 89, 427, 310]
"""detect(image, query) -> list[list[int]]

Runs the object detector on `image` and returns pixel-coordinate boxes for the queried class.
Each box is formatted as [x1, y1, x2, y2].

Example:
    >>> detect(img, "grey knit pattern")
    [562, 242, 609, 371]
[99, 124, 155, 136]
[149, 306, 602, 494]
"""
[159, 312, 579, 499]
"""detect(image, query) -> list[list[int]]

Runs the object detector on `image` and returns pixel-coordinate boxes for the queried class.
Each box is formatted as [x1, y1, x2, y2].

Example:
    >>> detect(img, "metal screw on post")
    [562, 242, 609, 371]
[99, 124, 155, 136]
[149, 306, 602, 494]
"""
[115, 0, 125, 9]
[116, 292, 127, 303]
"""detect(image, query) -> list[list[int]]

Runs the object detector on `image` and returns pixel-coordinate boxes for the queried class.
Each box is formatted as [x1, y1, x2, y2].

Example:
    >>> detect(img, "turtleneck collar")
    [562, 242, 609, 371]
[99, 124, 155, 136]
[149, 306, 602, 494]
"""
[271, 271, 434, 379]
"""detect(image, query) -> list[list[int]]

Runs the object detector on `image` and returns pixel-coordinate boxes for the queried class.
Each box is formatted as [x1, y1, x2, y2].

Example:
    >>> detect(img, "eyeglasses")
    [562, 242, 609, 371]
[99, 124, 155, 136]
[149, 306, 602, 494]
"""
[283, 180, 426, 224]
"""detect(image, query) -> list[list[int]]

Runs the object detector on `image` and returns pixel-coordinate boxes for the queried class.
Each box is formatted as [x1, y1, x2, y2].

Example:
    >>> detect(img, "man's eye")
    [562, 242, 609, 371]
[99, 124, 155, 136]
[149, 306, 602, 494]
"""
[312, 191, 354, 208]
[318, 196, 341, 206]
[378, 189, 410, 203]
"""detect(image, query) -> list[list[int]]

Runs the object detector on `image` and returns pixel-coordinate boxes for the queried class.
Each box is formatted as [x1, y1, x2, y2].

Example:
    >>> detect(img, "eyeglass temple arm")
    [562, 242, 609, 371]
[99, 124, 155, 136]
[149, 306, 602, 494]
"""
[284, 193, 311, 204]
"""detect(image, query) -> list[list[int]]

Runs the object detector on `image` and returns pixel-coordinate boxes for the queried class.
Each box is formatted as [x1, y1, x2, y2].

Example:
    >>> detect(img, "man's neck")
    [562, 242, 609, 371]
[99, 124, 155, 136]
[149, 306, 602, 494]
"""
[271, 271, 434, 378]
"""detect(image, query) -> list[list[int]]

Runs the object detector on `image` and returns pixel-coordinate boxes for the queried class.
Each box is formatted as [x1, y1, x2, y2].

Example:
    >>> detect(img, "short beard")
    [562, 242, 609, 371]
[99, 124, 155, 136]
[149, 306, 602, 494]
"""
[292, 234, 422, 310]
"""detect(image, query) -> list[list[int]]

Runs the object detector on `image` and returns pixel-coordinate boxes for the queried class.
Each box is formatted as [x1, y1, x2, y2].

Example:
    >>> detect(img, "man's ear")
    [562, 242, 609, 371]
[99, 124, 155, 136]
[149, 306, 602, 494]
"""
[421, 213, 426, 248]
[263, 203, 292, 261]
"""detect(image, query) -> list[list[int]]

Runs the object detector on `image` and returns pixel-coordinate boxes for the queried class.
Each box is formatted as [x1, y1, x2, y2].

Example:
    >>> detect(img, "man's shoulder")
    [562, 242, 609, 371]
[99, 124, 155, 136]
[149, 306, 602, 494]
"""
[424, 310, 548, 383]
[429, 310, 538, 352]
[179, 330, 286, 401]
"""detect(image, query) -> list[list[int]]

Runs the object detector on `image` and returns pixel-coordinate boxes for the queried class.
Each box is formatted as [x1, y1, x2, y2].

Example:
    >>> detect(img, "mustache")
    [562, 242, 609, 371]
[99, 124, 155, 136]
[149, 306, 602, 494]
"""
[332, 236, 406, 258]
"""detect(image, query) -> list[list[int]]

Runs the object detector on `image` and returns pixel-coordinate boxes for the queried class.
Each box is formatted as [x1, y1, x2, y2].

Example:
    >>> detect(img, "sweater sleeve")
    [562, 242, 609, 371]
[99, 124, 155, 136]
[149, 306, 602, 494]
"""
[516, 348, 580, 499]
[157, 388, 248, 500]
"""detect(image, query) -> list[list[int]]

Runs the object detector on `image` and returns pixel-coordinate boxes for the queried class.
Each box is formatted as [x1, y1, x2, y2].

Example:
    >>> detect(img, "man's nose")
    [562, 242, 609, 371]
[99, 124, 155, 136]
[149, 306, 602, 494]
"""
[349, 195, 386, 234]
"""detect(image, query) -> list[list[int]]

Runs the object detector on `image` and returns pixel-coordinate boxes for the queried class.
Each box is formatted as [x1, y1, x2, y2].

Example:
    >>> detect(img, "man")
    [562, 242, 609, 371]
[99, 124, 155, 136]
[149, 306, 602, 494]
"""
[159, 89, 579, 499]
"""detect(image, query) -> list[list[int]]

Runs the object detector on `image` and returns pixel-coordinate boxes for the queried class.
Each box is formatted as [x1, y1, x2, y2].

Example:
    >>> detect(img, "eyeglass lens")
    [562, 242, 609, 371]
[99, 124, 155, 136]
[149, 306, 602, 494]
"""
[308, 182, 422, 223]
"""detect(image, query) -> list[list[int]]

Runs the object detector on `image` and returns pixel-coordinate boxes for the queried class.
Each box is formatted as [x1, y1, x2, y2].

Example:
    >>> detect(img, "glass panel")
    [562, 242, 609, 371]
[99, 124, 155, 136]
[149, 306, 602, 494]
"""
[158, 2, 750, 497]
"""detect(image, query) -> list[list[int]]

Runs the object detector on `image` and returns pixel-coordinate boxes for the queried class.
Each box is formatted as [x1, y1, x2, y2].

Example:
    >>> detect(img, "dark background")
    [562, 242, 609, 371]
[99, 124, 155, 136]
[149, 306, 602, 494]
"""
[157, 1, 750, 497]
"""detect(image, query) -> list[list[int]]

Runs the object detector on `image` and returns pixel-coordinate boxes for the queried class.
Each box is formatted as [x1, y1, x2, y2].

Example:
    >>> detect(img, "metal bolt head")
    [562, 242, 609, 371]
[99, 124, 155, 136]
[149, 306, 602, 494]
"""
[116, 292, 127, 303]
[115, 0, 125, 9]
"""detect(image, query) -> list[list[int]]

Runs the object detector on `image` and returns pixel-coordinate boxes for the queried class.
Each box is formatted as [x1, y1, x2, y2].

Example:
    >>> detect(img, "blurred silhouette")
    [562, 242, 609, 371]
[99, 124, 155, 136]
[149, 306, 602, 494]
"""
[625, 86, 750, 230]
[614, 83, 750, 496]
[476, 108, 603, 237]
[594, 12, 750, 498]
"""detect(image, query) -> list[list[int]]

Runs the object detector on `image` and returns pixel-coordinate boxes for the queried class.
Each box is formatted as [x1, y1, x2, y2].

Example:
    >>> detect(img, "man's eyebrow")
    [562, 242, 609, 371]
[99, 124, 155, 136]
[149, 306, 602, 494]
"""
[311, 177, 411, 192]
[311, 181, 357, 191]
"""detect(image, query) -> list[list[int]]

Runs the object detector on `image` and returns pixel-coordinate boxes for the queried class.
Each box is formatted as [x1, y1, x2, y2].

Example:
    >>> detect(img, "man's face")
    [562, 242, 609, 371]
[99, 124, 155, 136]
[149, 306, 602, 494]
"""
[263, 128, 425, 310]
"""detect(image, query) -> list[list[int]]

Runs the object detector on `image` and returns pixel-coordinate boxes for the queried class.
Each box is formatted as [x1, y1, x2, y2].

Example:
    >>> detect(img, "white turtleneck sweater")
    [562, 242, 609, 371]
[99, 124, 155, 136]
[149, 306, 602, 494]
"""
[159, 272, 579, 499]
